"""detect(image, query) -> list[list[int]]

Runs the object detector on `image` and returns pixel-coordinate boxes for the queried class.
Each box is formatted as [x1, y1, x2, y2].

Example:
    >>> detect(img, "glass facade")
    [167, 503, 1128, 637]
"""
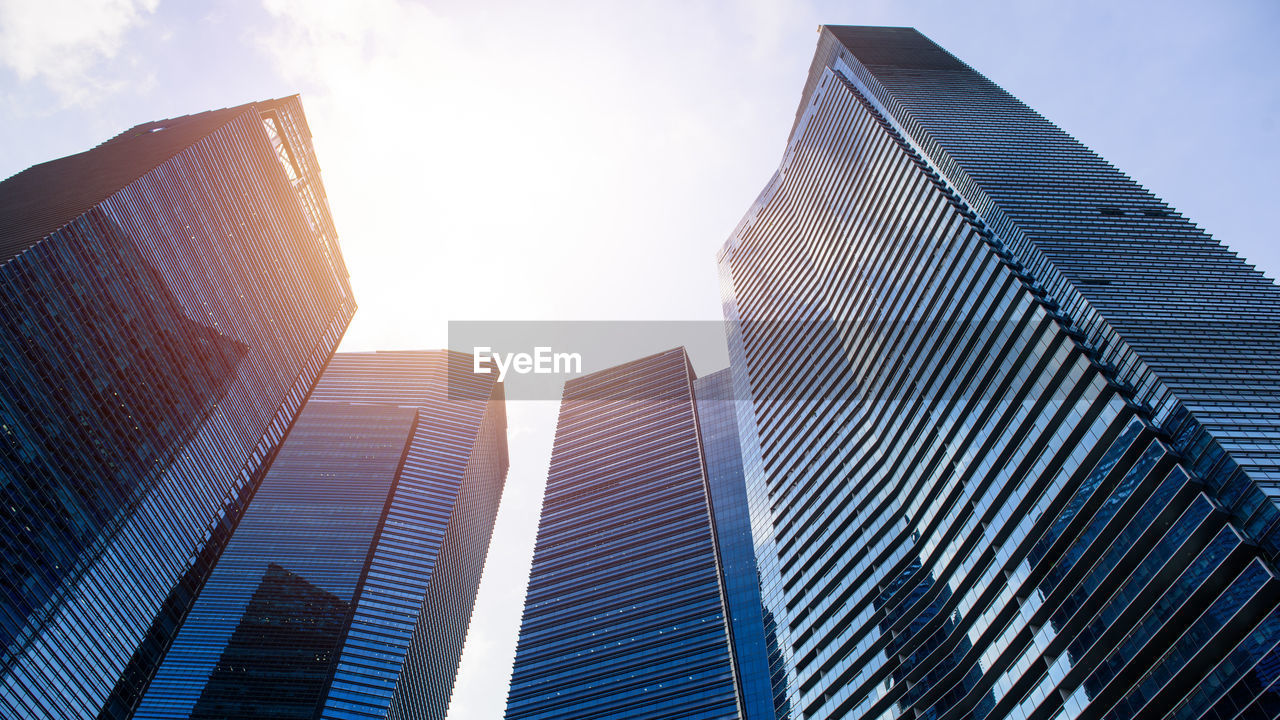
[0, 97, 355, 719]
[132, 350, 509, 720]
[506, 349, 773, 720]
[171, 401, 416, 720]
[720, 26, 1280, 720]
[695, 369, 785, 720]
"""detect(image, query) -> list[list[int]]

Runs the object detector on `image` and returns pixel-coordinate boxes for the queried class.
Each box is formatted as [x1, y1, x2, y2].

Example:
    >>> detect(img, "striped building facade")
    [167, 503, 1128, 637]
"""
[133, 351, 509, 720]
[506, 349, 774, 720]
[720, 26, 1280, 720]
[0, 97, 355, 719]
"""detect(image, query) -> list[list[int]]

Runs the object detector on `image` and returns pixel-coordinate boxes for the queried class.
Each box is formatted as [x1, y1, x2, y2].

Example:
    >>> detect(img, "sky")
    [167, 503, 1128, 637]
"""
[1, 1, 1278, 718]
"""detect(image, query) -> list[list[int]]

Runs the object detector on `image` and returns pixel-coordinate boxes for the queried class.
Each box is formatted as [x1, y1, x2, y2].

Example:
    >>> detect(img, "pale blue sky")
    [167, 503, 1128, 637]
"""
[2, 1, 1277, 718]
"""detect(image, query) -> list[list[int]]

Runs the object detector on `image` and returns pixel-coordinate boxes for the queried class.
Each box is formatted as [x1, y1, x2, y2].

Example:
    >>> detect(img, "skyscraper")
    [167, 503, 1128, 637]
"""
[720, 26, 1280, 719]
[695, 368, 788, 720]
[505, 349, 774, 720]
[0, 97, 355, 719]
[132, 350, 509, 720]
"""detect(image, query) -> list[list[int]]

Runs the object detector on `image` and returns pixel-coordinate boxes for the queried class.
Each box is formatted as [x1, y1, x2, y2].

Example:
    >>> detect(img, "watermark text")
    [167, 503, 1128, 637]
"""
[474, 346, 582, 382]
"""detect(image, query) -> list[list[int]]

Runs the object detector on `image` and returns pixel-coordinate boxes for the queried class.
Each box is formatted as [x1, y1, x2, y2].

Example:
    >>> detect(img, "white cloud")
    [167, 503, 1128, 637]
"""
[0, 0, 158, 106]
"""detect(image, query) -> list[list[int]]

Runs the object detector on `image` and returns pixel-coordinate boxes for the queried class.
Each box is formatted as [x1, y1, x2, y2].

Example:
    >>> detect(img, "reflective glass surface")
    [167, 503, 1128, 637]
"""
[695, 369, 785, 720]
[506, 349, 751, 720]
[139, 401, 416, 718]
[720, 26, 1280, 719]
[0, 97, 355, 719]
[133, 351, 508, 720]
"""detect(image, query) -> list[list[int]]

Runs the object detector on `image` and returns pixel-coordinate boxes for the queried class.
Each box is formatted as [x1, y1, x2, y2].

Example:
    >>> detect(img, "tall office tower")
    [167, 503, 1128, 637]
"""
[720, 26, 1280, 720]
[505, 349, 775, 720]
[132, 350, 509, 720]
[0, 97, 355, 719]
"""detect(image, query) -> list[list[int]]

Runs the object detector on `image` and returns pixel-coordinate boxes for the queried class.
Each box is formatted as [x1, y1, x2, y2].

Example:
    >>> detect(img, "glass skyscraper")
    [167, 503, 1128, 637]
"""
[506, 348, 774, 720]
[132, 350, 509, 720]
[720, 26, 1280, 720]
[0, 97, 355, 719]
[696, 368, 788, 720]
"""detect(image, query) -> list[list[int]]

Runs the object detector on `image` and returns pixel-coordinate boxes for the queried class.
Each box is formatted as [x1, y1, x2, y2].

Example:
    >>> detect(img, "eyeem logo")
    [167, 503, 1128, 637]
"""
[474, 347, 583, 382]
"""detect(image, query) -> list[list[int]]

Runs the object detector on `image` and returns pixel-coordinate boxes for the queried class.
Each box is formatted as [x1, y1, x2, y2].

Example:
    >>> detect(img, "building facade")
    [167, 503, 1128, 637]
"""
[132, 350, 509, 720]
[0, 97, 356, 719]
[695, 368, 788, 720]
[720, 26, 1280, 719]
[505, 349, 775, 720]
